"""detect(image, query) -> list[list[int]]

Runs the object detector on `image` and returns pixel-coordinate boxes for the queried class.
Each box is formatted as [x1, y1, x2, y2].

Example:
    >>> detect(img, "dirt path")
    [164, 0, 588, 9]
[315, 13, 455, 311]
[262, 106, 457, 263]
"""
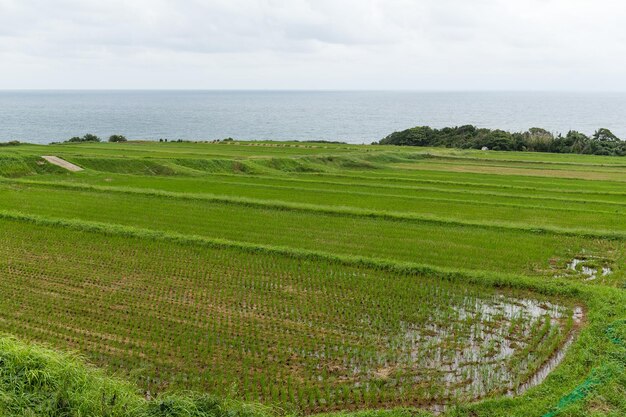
[41, 156, 83, 172]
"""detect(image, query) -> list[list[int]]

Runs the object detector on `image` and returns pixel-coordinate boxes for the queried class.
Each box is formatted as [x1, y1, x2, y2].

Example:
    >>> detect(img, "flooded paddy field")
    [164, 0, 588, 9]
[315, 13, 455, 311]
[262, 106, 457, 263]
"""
[0, 142, 624, 417]
[0, 219, 579, 413]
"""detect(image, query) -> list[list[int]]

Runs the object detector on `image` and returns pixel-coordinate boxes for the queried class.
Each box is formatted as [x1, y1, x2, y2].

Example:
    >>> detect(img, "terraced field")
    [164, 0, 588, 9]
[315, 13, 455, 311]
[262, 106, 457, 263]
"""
[0, 141, 624, 417]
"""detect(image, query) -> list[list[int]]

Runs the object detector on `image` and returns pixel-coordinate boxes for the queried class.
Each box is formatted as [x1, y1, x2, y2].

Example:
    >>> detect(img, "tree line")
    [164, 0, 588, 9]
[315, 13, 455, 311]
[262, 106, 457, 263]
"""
[375, 125, 626, 156]
[65, 134, 127, 143]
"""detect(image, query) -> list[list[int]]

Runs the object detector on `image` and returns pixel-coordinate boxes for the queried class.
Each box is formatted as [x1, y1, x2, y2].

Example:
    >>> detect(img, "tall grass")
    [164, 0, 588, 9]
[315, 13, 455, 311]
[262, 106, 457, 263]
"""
[0, 336, 274, 417]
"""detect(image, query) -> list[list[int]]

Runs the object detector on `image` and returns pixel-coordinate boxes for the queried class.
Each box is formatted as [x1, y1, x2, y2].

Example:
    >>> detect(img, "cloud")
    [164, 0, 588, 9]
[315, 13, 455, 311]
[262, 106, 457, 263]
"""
[1, 0, 626, 89]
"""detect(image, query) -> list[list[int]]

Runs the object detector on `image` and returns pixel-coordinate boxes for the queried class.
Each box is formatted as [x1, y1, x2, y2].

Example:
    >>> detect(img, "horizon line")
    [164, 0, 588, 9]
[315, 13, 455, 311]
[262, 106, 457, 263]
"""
[2, 88, 626, 94]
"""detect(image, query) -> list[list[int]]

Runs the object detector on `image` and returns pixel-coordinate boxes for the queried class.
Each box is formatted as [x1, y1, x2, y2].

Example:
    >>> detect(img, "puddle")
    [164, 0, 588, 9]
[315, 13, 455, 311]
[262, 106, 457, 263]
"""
[284, 289, 578, 412]
[509, 306, 584, 396]
[565, 258, 612, 281]
[423, 305, 584, 415]
[396, 295, 571, 402]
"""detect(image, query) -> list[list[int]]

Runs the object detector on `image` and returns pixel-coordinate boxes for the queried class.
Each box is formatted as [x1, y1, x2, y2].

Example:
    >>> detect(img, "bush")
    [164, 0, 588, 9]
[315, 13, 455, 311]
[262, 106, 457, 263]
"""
[66, 134, 101, 143]
[109, 135, 128, 143]
[82, 134, 101, 142]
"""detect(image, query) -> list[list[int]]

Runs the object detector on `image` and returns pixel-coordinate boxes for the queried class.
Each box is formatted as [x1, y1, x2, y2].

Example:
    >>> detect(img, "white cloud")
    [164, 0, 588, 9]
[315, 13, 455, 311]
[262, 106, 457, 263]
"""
[1, 0, 626, 89]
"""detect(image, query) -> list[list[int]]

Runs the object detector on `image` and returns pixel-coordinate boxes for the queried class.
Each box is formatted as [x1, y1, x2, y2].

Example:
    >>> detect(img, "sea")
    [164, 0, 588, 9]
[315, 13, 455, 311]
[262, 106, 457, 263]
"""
[2, 90, 626, 144]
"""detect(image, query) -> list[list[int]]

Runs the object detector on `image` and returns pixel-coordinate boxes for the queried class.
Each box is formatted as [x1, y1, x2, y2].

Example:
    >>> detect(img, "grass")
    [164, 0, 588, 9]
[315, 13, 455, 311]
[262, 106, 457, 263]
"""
[392, 161, 626, 182]
[0, 141, 624, 417]
[0, 335, 276, 417]
[0, 218, 577, 413]
[0, 181, 621, 280]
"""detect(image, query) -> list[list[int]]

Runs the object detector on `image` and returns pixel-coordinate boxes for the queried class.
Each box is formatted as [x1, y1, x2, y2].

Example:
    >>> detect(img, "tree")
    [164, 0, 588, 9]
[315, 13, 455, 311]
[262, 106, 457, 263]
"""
[524, 128, 554, 152]
[109, 135, 127, 143]
[379, 126, 437, 146]
[376, 125, 626, 157]
[82, 133, 100, 142]
[593, 128, 620, 142]
[564, 131, 589, 153]
[477, 130, 515, 151]
[66, 134, 100, 143]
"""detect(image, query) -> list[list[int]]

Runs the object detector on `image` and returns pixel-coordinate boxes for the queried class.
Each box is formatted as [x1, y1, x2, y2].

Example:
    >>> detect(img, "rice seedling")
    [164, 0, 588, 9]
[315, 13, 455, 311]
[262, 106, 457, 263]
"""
[0, 142, 624, 417]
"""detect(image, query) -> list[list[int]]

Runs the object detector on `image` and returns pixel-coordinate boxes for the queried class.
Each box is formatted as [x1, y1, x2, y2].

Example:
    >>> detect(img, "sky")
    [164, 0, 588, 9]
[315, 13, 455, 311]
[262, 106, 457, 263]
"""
[1, 0, 626, 90]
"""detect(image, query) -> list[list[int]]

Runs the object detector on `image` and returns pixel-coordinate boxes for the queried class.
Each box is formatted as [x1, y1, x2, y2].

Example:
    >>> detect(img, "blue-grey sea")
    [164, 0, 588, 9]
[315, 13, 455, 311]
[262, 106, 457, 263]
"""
[2, 90, 626, 144]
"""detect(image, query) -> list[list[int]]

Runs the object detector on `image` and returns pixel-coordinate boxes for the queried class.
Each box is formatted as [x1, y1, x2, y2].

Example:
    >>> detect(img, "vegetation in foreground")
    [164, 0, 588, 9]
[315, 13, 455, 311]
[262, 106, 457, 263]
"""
[0, 335, 278, 417]
[0, 140, 624, 417]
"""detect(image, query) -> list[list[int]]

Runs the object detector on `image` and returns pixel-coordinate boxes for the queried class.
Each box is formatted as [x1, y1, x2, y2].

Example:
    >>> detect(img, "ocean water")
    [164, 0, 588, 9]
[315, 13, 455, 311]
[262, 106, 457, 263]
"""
[2, 90, 626, 144]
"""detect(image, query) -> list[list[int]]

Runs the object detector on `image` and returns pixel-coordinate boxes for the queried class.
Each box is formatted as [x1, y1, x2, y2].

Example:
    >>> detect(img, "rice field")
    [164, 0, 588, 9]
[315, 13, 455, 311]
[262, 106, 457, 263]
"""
[0, 141, 624, 417]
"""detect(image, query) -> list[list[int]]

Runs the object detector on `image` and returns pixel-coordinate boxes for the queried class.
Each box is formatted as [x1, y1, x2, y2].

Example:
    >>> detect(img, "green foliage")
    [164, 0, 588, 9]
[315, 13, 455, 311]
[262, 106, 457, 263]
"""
[109, 134, 128, 143]
[66, 133, 101, 143]
[593, 128, 620, 142]
[379, 126, 626, 156]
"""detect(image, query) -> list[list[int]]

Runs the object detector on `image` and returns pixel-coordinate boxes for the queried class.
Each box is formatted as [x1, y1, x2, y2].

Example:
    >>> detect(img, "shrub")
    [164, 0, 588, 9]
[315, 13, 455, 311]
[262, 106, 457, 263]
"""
[109, 135, 128, 143]
[82, 134, 101, 142]
[66, 134, 101, 143]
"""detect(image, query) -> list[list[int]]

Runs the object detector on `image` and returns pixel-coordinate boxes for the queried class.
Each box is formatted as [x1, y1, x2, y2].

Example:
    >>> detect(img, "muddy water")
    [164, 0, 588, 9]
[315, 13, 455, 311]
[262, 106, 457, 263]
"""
[424, 305, 584, 415]
[396, 294, 573, 404]
[509, 306, 584, 396]
[567, 258, 612, 281]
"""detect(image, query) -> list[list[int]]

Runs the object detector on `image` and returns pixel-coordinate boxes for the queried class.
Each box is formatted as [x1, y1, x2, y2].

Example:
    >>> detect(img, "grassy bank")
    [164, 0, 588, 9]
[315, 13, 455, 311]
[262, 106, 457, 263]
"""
[0, 335, 278, 417]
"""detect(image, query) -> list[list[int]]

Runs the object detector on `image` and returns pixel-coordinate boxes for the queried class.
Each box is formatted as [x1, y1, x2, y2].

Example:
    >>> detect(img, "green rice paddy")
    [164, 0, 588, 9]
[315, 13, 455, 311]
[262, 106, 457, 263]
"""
[0, 141, 624, 417]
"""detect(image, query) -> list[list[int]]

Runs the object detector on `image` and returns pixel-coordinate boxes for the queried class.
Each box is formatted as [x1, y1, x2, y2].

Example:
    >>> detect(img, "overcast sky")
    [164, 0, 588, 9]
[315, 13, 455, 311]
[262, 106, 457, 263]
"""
[1, 0, 626, 90]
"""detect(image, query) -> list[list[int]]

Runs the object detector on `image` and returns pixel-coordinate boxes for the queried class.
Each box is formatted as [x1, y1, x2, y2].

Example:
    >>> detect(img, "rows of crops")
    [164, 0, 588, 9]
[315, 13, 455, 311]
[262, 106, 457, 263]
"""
[0, 219, 575, 412]
[7, 176, 626, 230]
[0, 181, 620, 281]
[0, 142, 625, 416]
